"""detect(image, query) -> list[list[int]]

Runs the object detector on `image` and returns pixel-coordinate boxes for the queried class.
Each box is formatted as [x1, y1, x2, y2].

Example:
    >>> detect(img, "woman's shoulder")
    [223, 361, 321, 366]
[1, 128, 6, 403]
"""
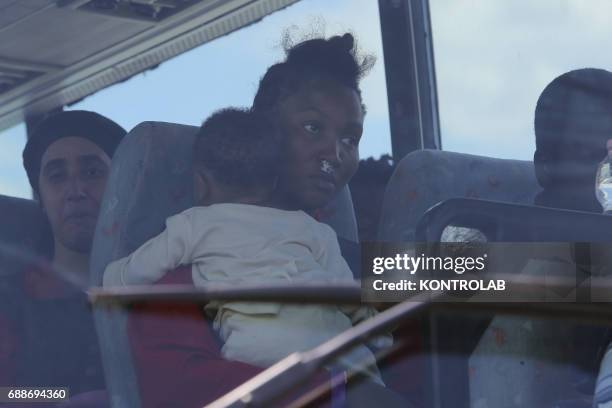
[0, 260, 85, 331]
[22, 262, 82, 300]
[0, 267, 24, 323]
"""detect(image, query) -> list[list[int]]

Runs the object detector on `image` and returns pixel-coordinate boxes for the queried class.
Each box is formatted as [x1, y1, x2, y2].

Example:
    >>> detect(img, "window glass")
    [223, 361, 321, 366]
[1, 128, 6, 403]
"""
[68, 0, 391, 160]
[430, 0, 612, 160]
[0, 123, 30, 199]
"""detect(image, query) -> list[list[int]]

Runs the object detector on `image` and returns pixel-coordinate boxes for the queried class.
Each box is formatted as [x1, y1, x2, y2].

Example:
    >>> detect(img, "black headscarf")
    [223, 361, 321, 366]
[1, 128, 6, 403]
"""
[22, 110, 126, 194]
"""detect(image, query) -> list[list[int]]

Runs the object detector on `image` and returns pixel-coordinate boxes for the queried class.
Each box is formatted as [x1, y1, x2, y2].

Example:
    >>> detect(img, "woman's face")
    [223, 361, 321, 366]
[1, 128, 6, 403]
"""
[276, 81, 363, 211]
[38, 137, 111, 254]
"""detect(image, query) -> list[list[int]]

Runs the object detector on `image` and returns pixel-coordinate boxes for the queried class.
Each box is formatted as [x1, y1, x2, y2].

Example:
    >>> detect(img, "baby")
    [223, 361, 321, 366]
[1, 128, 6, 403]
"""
[103, 108, 390, 381]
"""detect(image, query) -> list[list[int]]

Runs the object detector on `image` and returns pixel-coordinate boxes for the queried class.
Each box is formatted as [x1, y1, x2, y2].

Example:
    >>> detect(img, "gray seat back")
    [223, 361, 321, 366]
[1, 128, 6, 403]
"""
[376, 149, 542, 408]
[0, 194, 46, 278]
[89, 121, 358, 407]
[378, 149, 540, 242]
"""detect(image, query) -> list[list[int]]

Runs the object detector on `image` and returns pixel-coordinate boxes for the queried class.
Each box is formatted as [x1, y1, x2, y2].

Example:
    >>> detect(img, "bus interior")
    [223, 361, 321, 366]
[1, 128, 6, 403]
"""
[1, 0, 612, 407]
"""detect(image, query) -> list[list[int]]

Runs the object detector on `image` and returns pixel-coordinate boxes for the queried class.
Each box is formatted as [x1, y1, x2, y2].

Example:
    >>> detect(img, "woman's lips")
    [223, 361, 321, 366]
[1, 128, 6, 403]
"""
[311, 174, 336, 192]
[64, 212, 96, 223]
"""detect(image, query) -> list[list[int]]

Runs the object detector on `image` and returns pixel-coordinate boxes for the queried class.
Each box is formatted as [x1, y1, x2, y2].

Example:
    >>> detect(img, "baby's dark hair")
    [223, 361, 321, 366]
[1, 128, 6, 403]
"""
[194, 108, 280, 191]
[252, 32, 375, 114]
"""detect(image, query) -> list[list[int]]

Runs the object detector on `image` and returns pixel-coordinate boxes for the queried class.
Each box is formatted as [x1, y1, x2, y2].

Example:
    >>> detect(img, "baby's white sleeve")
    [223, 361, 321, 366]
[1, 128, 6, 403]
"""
[317, 224, 354, 281]
[102, 212, 194, 287]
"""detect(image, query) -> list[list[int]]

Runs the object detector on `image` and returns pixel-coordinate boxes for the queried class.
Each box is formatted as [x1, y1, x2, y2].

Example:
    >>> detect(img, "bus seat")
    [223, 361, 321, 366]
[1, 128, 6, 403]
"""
[376, 149, 540, 408]
[0, 194, 45, 278]
[0, 194, 45, 362]
[89, 121, 359, 408]
[378, 149, 539, 242]
[386, 153, 601, 408]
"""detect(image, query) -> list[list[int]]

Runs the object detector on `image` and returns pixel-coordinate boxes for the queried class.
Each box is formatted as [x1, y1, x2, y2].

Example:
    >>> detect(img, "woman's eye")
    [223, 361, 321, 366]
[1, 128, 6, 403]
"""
[47, 172, 65, 183]
[85, 167, 106, 179]
[48, 173, 62, 183]
[341, 136, 359, 148]
[303, 123, 320, 134]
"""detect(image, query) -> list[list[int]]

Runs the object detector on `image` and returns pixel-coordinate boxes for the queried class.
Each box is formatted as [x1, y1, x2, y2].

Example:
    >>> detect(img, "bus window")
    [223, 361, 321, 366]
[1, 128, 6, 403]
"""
[430, 0, 612, 160]
[0, 123, 30, 199]
[8, 1, 612, 407]
[67, 0, 392, 161]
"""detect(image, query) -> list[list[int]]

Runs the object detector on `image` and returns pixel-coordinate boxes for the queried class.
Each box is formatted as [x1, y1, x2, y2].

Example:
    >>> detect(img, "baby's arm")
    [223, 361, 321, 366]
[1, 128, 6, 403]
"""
[103, 212, 194, 287]
[595, 341, 612, 408]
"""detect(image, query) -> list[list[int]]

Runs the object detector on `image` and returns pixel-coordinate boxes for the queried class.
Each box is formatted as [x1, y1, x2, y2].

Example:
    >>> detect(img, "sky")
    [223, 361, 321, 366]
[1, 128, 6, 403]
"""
[2, 0, 612, 199]
[431, 0, 612, 158]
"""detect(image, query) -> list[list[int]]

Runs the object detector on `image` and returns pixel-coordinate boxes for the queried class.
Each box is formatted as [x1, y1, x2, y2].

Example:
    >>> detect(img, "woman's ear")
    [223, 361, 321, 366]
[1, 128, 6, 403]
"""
[36, 191, 46, 214]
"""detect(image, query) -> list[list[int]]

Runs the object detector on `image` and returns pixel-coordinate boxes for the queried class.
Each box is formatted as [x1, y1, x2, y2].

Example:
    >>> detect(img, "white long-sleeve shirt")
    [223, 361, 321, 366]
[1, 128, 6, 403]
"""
[103, 203, 389, 380]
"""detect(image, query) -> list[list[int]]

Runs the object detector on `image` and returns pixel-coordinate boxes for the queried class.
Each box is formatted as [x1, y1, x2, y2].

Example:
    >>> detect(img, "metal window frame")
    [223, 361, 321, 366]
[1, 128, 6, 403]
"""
[378, 0, 441, 161]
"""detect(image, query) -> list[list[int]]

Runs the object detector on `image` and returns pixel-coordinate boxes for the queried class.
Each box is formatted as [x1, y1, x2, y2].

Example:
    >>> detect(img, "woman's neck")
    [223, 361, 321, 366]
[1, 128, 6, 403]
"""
[267, 189, 306, 211]
[52, 240, 90, 287]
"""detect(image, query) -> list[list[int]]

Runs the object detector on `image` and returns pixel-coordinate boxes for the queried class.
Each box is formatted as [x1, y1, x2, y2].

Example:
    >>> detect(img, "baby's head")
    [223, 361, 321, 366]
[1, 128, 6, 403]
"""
[193, 108, 280, 206]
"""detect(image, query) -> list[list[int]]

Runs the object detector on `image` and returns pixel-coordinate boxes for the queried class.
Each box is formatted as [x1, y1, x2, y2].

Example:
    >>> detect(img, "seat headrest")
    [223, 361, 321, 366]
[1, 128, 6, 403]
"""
[0, 194, 45, 277]
[378, 149, 540, 242]
[91, 121, 197, 285]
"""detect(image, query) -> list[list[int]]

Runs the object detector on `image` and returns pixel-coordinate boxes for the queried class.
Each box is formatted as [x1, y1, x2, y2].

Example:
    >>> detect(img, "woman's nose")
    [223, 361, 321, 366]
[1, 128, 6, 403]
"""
[319, 136, 343, 165]
[66, 177, 88, 201]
